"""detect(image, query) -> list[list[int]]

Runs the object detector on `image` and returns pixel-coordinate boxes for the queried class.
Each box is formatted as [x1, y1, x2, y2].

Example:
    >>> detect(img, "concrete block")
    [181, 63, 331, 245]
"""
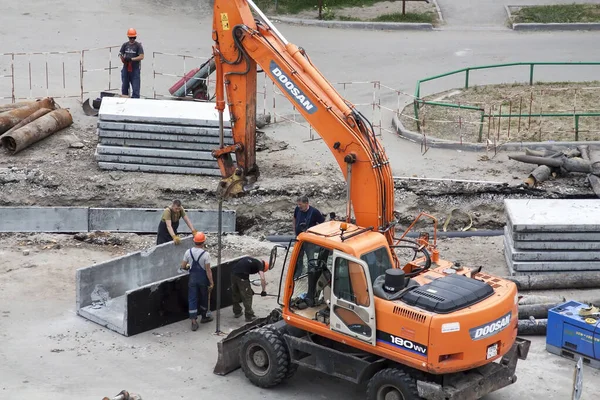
[96, 145, 221, 161]
[95, 153, 219, 169]
[97, 161, 222, 176]
[505, 199, 600, 232]
[98, 121, 232, 137]
[88, 208, 236, 233]
[98, 129, 234, 145]
[76, 236, 243, 336]
[0, 207, 88, 232]
[504, 234, 600, 262]
[98, 97, 232, 128]
[99, 137, 222, 152]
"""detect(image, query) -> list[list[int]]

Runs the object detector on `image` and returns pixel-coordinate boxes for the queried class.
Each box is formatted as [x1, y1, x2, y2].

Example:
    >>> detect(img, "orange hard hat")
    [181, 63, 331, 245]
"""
[127, 28, 137, 37]
[263, 260, 269, 272]
[194, 232, 206, 243]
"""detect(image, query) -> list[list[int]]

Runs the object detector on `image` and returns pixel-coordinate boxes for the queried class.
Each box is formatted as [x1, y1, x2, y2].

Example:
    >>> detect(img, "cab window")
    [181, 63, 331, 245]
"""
[360, 246, 393, 284]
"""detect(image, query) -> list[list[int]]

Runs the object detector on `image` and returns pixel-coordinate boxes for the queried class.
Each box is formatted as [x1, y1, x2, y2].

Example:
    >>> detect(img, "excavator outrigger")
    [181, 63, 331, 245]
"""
[210, 1, 530, 399]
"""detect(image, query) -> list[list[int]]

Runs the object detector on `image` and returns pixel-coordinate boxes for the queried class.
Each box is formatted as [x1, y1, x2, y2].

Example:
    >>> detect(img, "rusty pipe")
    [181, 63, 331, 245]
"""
[0, 99, 40, 113]
[0, 108, 53, 144]
[0, 97, 56, 134]
[1, 108, 72, 154]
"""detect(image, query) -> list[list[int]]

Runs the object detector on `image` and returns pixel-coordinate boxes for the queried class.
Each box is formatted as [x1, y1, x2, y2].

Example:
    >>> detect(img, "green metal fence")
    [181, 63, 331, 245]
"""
[413, 62, 600, 142]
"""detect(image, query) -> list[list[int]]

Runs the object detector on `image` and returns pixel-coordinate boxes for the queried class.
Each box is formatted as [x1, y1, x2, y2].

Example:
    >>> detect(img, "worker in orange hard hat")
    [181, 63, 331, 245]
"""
[230, 256, 270, 322]
[180, 231, 214, 331]
[118, 28, 144, 98]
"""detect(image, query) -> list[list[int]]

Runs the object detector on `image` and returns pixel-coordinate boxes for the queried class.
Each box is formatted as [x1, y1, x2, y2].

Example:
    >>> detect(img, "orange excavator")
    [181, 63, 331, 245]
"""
[210, 1, 530, 399]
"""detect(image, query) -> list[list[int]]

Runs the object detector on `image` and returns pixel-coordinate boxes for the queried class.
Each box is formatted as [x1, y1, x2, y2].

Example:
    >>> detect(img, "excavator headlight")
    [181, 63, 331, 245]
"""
[340, 222, 348, 231]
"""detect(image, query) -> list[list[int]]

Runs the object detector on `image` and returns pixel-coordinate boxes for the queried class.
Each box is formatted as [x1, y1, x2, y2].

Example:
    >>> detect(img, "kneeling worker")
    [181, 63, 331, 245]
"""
[180, 232, 214, 331]
[231, 256, 269, 322]
[157, 199, 198, 245]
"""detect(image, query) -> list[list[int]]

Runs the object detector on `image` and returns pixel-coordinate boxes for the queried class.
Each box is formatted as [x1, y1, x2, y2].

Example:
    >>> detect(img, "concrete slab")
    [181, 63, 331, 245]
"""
[96, 145, 220, 161]
[88, 208, 236, 233]
[98, 121, 232, 136]
[95, 153, 219, 169]
[511, 229, 600, 242]
[98, 97, 232, 127]
[98, 129, 234, 145]
[97, 161, 222, 176]
[78, 295, 127, 335]
[505, 228, 600, 250]
[0, 207, 88, 233]
[505, 199, 600, 232]
[99, 137, 222, 152]
[504, 249, 600, 275]
[504, 234, 600, 262]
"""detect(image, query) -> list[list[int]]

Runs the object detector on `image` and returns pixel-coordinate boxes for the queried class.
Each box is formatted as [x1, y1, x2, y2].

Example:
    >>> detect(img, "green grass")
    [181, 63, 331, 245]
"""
[255, 0, 383, 14]
[371, 12, 435, 23]
[338, 15, 361, 21]
[513, 4, 600, 23]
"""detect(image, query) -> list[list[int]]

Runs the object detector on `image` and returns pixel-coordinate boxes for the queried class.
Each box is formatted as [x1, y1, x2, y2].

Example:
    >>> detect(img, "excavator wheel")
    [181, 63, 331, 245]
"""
[367, 368, 423, 400]
[239, 327, 291, 388]
[262, 325, 298, 381]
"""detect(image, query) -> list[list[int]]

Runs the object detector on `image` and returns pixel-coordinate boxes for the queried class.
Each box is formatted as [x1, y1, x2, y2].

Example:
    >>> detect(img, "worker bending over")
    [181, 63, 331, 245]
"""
[231, 256, 269, 322]
[180, 232, 214, 331]
[156, 199, 197, 245]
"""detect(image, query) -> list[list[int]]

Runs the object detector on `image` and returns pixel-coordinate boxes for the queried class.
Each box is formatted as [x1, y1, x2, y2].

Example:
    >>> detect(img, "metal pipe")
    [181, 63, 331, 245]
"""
[0, 97, 55, 134]
[1, 108, 72, 154]
[247, 0, 289, 45]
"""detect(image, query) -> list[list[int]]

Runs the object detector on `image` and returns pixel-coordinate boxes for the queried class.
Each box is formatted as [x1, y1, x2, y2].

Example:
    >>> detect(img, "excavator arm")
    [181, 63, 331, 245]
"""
[211, 0, 396, 242]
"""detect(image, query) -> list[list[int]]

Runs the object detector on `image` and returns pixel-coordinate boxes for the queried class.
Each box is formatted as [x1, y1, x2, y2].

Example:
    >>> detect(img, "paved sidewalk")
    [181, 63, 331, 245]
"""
[436, 0, 600, 29]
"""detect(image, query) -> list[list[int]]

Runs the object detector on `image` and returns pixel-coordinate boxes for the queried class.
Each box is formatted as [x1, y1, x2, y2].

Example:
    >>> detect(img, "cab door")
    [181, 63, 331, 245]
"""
[329, 250, 376, 345]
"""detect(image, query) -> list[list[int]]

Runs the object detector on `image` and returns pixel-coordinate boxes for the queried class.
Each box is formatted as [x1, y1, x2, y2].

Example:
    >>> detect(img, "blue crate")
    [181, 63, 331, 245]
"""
[546, 300, 600, 370]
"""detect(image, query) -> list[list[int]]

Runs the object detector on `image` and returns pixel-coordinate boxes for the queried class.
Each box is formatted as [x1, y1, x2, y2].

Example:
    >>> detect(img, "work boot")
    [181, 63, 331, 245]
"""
[234, 312, 243, 318]
[191, 319, 199, 331]
[245, 315, 256, 322]
[200, 315, 214, 324]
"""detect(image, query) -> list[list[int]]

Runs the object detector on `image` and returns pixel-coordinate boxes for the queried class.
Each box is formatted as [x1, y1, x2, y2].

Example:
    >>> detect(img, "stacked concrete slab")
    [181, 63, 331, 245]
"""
[504, 199, 600, 275]
[95, 97, 234, 176]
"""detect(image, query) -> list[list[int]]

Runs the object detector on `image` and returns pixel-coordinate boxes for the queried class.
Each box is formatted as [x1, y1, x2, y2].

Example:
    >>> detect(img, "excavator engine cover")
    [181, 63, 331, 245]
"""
[400, 274, 494, 314]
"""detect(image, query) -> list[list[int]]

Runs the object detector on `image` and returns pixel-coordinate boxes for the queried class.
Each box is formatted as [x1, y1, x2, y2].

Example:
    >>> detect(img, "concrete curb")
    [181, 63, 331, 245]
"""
[392, 114, 600, 152]
[505, 5, 600, 31]
[432, 0, 444, 24]
[268, 16, 433, 31]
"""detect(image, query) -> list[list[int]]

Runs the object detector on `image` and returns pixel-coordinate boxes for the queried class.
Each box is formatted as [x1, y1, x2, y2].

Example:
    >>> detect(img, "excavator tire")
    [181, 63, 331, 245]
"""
[262, 325, 298, 381]
[367, 368, 423, 400]
[239, 327, 291, 388]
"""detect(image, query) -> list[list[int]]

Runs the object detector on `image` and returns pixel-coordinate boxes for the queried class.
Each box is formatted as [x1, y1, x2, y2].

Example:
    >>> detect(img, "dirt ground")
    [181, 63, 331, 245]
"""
[400, 81, 600, 143]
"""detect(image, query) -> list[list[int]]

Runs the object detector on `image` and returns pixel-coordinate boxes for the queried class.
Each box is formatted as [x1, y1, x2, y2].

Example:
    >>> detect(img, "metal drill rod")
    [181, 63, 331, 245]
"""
[215, 107, 225, 335]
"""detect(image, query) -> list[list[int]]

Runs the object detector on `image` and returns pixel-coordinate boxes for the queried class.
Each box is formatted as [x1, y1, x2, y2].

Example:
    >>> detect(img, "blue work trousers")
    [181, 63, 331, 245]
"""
[121, 67, 141, 98]
[188, 281, 209, 320]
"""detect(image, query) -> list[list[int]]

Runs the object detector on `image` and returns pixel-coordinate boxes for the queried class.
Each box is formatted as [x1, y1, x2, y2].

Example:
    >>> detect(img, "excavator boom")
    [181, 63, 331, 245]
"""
[212, 0, 396, 243]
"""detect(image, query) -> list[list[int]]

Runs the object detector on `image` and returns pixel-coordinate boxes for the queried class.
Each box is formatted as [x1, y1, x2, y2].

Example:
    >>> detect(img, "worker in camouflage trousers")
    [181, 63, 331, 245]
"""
[180, 232, 214, 331]
[231, 256, 269, 322]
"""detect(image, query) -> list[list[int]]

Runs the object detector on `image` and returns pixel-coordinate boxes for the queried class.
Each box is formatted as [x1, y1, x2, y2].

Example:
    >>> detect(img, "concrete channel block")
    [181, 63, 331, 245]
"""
[97, 161, 223, 176]
[505, 199, 600, 232]
[504, 248, 600, 275]
[88, 208, 236, 233]
[98, 121, 232, 136]
[76, 236, 241, 336]
[97, 129, 234, 145]
[0, 207, 89, 233]
[511, 230, 600, 242]
[98, 97, 232, 128]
